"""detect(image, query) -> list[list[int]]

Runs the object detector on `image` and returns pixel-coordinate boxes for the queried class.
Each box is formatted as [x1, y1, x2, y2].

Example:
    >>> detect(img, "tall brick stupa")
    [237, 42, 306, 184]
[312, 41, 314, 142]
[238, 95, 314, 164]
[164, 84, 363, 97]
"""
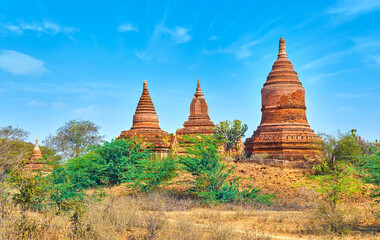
[245, 37, 321, 161]
[25, 139, 46, 170]
[119, 81, 172, 155]
[175, 79, 215, 153]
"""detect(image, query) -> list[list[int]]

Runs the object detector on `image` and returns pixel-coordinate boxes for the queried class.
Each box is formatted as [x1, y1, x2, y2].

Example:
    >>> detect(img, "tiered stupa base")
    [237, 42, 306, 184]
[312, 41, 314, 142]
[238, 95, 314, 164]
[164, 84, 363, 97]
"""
[245, 126, 321, 161]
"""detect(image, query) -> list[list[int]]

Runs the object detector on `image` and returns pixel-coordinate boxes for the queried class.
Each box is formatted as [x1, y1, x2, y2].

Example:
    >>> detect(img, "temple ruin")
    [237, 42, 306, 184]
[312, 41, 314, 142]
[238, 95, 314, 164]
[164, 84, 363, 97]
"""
[244, 37, 321, 161]
[25, 139, 46, 170]
[119, 80, 172, 155]
[175, 79, 215, 153]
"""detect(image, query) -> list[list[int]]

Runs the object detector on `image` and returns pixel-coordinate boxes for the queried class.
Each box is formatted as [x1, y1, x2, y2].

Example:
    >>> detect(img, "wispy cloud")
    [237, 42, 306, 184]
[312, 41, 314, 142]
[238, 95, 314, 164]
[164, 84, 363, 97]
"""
[155, 25, 191, 44]
[307, 70, 351, 83]
[208, 35, 218, 41]
[338, 106, 354, 112]
[303, 33, 380, 69]
[371, 54, 380, 67]
[136, 24, 191, 61]
[326, 0, 380, 24]
[337, 92, 370, 98]
[117, 23, 139, 32]
[302, 49, 352, 70]
[203, 39, 262, 60]
[72, 105, 100, 117]
[0, 50, 46, 76]
[52, 101, 66, 109]
[0, 20, 78, 37]
[27, 100, 45, 107]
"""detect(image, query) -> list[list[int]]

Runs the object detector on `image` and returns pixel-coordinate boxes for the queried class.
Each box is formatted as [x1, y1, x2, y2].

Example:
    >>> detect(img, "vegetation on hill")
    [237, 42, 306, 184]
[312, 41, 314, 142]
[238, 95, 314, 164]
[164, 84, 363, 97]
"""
[0, 122, 379, 239]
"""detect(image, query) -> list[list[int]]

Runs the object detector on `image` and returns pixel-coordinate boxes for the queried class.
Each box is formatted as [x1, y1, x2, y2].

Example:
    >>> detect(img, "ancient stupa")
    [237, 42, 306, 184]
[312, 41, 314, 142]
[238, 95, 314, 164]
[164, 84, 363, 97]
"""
[245, 37, 321, 161]
[119, 80, 171, 155]
[175, 79, 215, 153]
[25, 139, 45, 170]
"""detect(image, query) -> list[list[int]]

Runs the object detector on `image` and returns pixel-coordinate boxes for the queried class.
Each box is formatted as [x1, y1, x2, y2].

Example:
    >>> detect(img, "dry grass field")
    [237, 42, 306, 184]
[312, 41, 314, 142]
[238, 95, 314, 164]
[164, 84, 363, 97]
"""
[1, 162, 379, 239]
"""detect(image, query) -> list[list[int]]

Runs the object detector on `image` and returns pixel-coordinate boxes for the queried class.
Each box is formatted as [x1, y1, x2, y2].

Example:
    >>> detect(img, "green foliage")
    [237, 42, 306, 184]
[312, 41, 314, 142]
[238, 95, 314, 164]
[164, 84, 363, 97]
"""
[179, 135, 272, 204]
[44, 119, 104, 159]
[312, 161, 330, 175]
[55, 138, 176, 192]
[360, 152, 380, 203]
[309, 163, 363, 208]
[133, 155, 177, 192]
[307, 162, 363, 233]
[213, 120, 248, 153]
[0, 126, 29, 141]
[8, 168, 49, 211]
[318, 129, 364, 164]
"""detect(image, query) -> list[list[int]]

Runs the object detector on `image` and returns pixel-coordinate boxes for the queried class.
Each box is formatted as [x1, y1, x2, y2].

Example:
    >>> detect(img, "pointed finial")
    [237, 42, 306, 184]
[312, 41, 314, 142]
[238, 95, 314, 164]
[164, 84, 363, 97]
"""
[278, 37, 287, 57]
[195, 79, 204, 97]
[34, 139, 40, 151]
[143, 80, 148, 90]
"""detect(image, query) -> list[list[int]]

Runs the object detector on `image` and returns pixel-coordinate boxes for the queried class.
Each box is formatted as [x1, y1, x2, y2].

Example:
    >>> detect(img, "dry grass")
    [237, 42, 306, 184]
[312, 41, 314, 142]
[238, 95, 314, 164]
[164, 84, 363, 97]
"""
[1, 162, 379, 239]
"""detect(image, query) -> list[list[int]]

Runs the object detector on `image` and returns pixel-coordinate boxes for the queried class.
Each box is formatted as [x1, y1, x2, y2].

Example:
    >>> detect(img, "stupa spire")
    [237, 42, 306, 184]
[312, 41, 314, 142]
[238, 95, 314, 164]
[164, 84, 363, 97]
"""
[195, 79, 204, 97]
[119, 80, 171, 155]
[131, 80, 159, 129]
[26, 138, 45, 170]
[278, 37, 287, 57]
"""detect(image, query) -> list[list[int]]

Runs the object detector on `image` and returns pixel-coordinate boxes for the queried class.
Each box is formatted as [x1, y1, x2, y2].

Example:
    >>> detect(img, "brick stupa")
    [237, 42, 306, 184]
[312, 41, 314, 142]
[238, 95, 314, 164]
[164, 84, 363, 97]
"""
[175, 79, 215, 153]
[119, 80, 171, 155]
[245, 37, 321, 161]
[25, 139, 45, 170]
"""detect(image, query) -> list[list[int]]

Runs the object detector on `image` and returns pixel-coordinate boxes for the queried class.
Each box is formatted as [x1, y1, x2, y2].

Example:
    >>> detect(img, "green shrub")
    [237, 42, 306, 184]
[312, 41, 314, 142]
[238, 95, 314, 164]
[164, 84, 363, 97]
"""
[53, 138, 176, 193]
[179, 135, 273, 204]
[360, 152, 380, 204]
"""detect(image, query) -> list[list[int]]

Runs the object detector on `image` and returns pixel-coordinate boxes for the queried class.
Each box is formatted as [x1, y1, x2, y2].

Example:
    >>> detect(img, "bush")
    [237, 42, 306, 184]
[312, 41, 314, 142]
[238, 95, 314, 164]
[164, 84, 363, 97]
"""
[53, 138, 176, 192]
[179, 135, 273, 204]
[360, 152, 380, 206]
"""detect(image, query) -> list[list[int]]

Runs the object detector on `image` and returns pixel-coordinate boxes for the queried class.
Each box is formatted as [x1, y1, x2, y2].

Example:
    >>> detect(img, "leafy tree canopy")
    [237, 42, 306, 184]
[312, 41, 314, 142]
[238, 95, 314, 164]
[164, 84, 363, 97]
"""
[213, 120, 248, 153]
[44, 119, 104, 159]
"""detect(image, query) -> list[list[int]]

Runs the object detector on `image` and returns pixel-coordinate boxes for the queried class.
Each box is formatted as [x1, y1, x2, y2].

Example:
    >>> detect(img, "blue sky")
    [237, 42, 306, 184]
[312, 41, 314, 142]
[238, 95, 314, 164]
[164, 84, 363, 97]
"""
[0, 0, 379, 143]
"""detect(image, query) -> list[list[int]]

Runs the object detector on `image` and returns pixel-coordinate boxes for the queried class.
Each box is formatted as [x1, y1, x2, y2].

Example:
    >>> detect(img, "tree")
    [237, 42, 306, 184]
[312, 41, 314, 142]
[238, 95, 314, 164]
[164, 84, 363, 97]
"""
[0, 126, 29, 141]
[44, 120, 104, 159]
[213, 120, 248, 153]
[307, 162, 363, 233]
[0, 126, 31, 180]
[318, 129, 364, 166]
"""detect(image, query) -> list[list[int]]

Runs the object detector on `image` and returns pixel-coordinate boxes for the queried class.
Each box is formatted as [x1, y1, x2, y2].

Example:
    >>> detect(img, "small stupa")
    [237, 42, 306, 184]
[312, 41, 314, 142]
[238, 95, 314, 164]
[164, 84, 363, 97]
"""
[244, 37, 321, 162]
[175, 79, 215, 153]
[25, 139, 45, 170]
[119, 80, 171, 155]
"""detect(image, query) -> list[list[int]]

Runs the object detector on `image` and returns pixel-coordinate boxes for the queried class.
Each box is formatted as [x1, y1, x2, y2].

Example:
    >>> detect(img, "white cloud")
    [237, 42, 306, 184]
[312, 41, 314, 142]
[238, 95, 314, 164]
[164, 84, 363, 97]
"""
[136, 24, 191, 61]
[28, 100, 45, 107]
[326, 0, 380, 23]
[208, 35, 218, 41]
[203, 39, 262, 60]
[338, 106, 354, 112]
[0, 50, 46, 76]
[336, 93, 370, 98]
[117, 23, 139, 32]
[372, 55, 380, 67]
[155, 25, 191, 44]
[52, 101, 66, 109]
[72, 105, 99, 117]
[0, 20, 78, 36]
